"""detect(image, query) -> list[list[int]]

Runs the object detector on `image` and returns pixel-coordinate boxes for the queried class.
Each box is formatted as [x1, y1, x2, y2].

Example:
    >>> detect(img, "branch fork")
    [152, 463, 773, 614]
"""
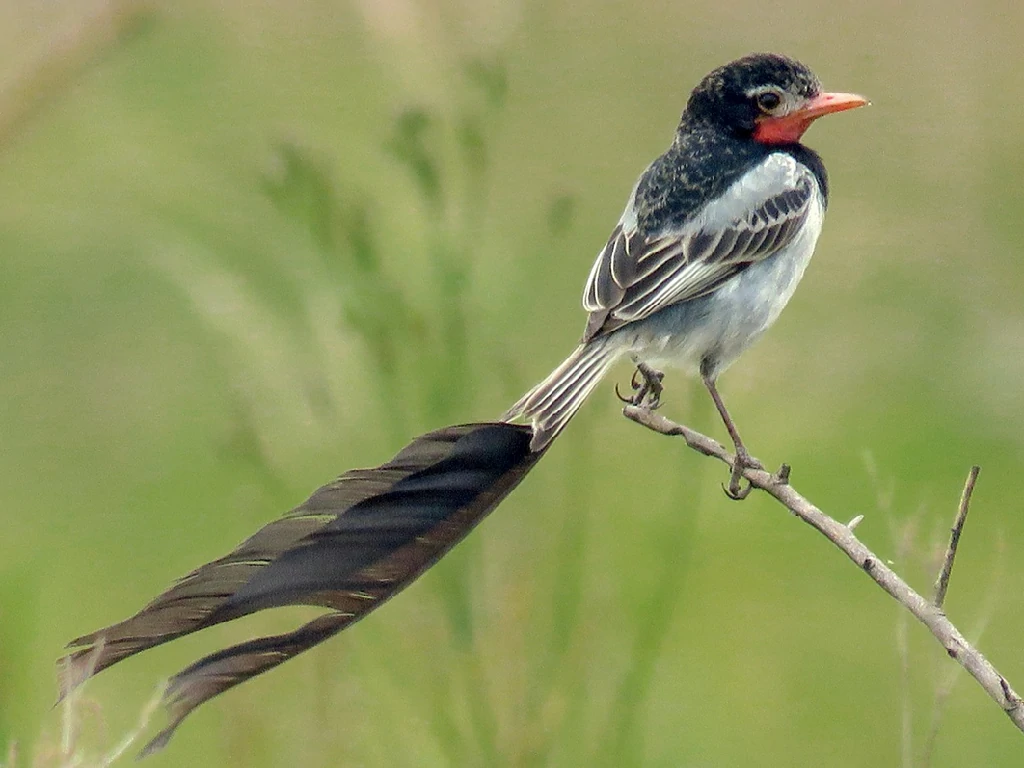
[622, 404, 1023, 734]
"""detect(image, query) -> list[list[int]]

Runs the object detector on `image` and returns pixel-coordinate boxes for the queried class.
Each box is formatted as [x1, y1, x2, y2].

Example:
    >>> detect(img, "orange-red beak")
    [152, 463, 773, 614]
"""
[798, 92, 869, 120]
[754, 91, 868, 145]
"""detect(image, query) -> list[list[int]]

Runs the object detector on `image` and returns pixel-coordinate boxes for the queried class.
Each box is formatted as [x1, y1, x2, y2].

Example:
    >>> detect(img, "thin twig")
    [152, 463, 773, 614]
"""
[621, 405, 1024, 735]
[933, 466, 981, 609]
[921, 534, 1006, 767]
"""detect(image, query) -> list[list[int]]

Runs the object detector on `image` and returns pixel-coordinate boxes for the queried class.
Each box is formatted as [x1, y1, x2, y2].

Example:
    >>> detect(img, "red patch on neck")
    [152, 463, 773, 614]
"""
[753, 116, 813, 145]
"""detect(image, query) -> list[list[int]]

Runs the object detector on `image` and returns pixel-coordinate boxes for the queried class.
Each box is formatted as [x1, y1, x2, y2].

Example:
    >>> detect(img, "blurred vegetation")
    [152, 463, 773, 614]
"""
[2, 1, 1024, 766]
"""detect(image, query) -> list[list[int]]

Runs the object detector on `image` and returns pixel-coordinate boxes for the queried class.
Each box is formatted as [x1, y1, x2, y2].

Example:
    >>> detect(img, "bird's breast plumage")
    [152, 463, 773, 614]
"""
[582, 146, 824, 340]
[614, 159, 825, 378]
[583, 148, 826, 378]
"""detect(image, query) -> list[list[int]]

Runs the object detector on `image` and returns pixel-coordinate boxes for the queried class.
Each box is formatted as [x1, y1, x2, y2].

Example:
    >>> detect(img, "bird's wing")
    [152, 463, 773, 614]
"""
[582, 155, 820, 341]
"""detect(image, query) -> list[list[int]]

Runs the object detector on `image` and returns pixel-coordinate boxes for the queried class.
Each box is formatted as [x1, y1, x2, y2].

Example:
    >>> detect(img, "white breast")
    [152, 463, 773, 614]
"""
[624, 158, 826, 378]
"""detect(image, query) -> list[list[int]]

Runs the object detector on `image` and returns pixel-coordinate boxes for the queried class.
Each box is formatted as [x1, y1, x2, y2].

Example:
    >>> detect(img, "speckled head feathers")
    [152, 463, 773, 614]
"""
[683, 53, 822, 135]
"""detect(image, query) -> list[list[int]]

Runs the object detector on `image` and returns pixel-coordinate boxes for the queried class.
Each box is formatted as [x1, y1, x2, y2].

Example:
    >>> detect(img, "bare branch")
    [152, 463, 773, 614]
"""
[922, 535, 1005, 766]
[622, 405, 1024, 735]
[933, 466, 981, 609]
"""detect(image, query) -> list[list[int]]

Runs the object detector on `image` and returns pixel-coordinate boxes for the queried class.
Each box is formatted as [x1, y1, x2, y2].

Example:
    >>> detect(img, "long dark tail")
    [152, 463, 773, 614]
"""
[60, 423, 545, 757]
[503, 339, 621, 451]
[59, 347, 619, 755]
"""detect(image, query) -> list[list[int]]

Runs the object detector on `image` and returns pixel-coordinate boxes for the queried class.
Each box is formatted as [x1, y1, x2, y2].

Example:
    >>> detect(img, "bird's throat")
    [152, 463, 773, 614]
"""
[753, 116, 813, 145]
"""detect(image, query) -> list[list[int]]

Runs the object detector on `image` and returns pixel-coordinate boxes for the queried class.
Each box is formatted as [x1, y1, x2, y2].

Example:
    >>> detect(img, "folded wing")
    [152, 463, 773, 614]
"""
[583, 164, 817, 341]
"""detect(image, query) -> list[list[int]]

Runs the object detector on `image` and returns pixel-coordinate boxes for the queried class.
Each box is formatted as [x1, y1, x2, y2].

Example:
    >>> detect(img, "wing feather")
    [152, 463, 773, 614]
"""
[707, 228, 736, 262]
[611, 231, 639, 287]
[581, 162, 818, 341]
[635, 237, 677, 267]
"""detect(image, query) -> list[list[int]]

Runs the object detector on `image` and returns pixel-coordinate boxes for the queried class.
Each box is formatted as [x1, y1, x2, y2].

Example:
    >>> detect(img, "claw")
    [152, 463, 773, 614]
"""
[618, 363, 666, 410]
[722, 449, 763, 501]
[723, 479, 753, 501]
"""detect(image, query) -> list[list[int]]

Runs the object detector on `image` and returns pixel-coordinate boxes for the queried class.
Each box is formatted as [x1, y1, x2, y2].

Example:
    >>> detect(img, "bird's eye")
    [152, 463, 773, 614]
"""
[756, 91, 782, 113]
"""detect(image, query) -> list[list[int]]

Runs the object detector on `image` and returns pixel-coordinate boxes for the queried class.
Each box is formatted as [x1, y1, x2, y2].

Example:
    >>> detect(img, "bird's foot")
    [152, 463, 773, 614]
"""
[615, 362, 665, 409]
[722, 447, 764, 501]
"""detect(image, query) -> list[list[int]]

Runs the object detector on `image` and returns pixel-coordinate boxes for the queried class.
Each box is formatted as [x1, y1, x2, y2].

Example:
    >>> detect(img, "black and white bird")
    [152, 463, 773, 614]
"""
[503, 53, 866, 495]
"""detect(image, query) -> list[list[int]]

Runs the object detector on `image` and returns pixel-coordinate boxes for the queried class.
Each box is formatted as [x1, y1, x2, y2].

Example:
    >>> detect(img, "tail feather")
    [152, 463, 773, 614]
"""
[503, 340, 620, 451]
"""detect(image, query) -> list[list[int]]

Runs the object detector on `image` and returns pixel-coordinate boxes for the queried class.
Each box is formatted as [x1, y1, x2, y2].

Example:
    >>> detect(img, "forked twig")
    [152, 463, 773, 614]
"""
[622, 405, 1024, 734]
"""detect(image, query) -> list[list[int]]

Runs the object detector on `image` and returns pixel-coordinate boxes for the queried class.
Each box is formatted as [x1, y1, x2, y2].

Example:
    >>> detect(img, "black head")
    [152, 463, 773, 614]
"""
[682, 53, 822, 138]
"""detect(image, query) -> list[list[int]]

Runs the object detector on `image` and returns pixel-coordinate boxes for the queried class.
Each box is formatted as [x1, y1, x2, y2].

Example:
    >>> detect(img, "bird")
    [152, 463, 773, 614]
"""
[502, 53, 866, 497]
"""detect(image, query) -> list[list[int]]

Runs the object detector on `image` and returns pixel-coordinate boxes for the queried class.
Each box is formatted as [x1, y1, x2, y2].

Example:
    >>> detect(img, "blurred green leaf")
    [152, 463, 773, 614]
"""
[547, 193, 577, 237]
[386, 108, 442, 209]
[463, 58, 508, 112]
[261, 141, 338, 257]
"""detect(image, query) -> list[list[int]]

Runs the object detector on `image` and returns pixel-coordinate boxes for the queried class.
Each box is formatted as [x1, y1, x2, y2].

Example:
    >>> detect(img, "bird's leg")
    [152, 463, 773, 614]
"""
[702, 375, 763, 500]
[616, 361, 665, 409]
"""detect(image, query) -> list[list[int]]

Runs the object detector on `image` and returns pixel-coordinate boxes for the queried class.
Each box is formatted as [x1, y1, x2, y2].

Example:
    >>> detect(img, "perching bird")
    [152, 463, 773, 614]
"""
[503, 52, 866, 496]
[59, 55, 869, 754]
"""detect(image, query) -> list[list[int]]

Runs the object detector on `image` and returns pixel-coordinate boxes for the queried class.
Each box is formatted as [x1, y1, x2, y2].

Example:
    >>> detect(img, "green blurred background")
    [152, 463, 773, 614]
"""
[2, 1, 1023, 766]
